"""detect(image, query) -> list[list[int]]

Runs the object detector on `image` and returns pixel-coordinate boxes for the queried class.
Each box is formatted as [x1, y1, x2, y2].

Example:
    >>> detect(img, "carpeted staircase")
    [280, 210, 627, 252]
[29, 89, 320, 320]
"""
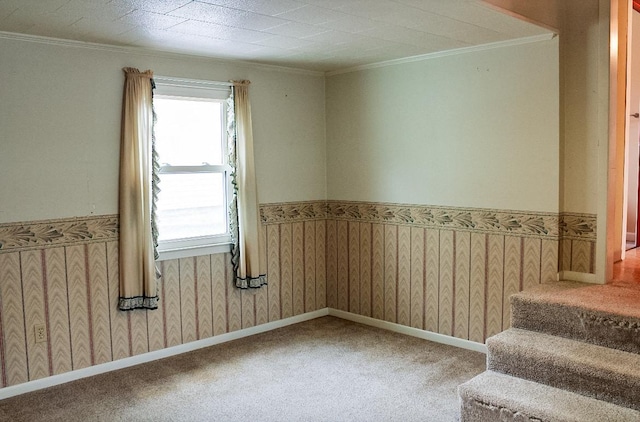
[458, 280, 640, 422]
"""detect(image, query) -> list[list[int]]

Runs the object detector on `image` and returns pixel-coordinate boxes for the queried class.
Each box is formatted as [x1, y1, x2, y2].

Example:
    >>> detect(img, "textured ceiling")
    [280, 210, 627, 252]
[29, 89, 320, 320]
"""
[0, 0, 552, 73]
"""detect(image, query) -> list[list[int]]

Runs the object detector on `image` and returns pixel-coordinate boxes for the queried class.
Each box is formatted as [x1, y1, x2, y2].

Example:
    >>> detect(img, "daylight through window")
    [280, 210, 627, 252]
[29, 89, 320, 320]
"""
[153, 78, 232, 258]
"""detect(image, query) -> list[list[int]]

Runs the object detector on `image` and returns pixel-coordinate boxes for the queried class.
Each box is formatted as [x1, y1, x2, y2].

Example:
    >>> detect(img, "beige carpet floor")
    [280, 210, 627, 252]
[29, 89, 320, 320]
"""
[0, 316, 485, 422]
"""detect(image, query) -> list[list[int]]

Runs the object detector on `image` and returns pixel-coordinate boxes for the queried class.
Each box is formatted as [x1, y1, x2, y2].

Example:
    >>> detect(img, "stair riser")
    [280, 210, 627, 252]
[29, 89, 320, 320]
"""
[510, 297, 640, 354]
[458, 371, 640, 422]
[459, 282, 640, 421]
[459, 397, 543, 422]
[487, 346, 640, 411]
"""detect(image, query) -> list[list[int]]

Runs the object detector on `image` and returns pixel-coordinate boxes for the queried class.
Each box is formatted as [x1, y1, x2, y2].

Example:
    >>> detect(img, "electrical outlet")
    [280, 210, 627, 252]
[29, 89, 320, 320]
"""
[34, 324, 46, 344]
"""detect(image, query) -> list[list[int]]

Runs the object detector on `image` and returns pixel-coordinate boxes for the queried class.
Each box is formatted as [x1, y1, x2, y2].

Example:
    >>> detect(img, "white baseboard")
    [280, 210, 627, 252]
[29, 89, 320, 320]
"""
[558, 270, 600, 284]
[0, 307, 488, 400]
[0, 308, 329, 401]
[327, 309, 487, 354]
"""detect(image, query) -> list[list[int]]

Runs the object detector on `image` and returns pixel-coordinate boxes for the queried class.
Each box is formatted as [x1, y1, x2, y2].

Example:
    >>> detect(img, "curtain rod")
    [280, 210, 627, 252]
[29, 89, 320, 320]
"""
[154, 75, 233, 88]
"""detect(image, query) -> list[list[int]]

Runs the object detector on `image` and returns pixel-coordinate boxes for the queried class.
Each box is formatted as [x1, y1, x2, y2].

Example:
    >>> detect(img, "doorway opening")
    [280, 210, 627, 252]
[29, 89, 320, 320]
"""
[613, 247, 640, 282]
[616, 0, 640, 282]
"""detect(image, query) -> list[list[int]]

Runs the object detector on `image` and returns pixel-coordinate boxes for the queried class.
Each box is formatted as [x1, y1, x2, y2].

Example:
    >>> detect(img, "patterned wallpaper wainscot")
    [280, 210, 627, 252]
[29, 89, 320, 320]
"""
[559, 212, 598, 274]
[263, 201, 597, 343]
[0, 213, 326, 389]
[0, 202, 596, 390]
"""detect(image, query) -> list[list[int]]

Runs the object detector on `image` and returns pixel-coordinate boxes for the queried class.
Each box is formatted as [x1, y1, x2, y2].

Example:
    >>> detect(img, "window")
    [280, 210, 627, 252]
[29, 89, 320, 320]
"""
[153, 77, 232, 259]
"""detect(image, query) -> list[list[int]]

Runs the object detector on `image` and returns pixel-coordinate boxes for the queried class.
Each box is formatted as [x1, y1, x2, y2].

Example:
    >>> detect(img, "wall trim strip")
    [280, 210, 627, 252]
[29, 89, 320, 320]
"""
[0, 202, 597, 253]
[0, 308, 330, 400]
[0, 215, 118, 253]
[261, 201, 597, 242]
[327, 201, 561, 239]
[559, 212, 599, 241]
[260, 201, 328, 224]
[559, 271, 599, 284]
[328, 309, 488, 354]
[0, 306, 488, 399]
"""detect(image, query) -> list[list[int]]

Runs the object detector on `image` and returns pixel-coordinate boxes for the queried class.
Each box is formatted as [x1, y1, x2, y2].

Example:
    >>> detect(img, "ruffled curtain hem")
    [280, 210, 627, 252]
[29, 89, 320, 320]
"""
[118, 296, 159, 311]
[234, 274, 268, 289]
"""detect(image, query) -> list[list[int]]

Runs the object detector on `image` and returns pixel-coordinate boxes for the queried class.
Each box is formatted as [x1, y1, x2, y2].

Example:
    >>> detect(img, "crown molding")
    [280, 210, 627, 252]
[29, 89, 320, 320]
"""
[325, 33, 557, 77]
[1, 30, 557, 78]
[0, 31, 325, 77]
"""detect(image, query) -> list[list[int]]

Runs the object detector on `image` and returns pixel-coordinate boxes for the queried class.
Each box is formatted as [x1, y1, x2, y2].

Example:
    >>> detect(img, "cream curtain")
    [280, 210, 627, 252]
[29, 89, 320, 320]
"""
[118, 67, 160, 310]
[229, 80, 267, 288]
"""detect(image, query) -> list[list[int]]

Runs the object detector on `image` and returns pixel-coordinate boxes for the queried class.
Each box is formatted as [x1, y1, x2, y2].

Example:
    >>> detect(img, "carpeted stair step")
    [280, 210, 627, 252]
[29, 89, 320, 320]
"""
[458, 371, 640, 422]
[510, 280, 640, 354]
[486, 328, 640, 411]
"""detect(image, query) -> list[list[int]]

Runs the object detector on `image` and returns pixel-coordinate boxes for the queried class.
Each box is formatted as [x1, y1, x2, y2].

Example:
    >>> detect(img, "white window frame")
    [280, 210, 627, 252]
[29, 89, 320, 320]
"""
[153, 76, 233, 261]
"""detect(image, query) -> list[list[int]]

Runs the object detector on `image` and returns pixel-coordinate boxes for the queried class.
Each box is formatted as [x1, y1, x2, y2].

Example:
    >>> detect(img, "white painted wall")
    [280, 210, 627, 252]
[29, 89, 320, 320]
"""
[482, 0, 609, 282]
[0, 36, 326, 224]
[559, 0, 603, 215]
[325, 39, 560, 212]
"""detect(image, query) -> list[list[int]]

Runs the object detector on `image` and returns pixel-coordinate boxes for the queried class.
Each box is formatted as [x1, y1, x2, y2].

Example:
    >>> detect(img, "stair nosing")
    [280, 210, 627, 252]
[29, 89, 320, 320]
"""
[487, 327, 640, 376]
[459, 370, 640, 422]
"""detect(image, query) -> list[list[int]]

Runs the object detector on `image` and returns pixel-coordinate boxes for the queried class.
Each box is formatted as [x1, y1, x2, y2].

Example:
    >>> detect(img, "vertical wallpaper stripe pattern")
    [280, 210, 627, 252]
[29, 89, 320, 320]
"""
[0, 201, 596, 390]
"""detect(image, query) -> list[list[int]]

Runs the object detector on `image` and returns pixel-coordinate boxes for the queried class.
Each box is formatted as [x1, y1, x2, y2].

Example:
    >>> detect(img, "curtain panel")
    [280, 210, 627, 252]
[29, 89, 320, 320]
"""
[118, 67, 160, 310]
[228, 81, 267, 288]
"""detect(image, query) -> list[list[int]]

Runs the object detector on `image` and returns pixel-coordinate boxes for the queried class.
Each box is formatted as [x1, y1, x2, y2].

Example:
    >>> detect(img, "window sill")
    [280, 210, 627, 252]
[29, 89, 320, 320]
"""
[157, 242, 231, 261]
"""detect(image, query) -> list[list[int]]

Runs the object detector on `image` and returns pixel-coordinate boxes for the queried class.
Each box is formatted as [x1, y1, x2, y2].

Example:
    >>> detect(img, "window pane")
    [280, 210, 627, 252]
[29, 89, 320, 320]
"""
[154, 98, 223, 166]
[156, 173, 227, 241]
